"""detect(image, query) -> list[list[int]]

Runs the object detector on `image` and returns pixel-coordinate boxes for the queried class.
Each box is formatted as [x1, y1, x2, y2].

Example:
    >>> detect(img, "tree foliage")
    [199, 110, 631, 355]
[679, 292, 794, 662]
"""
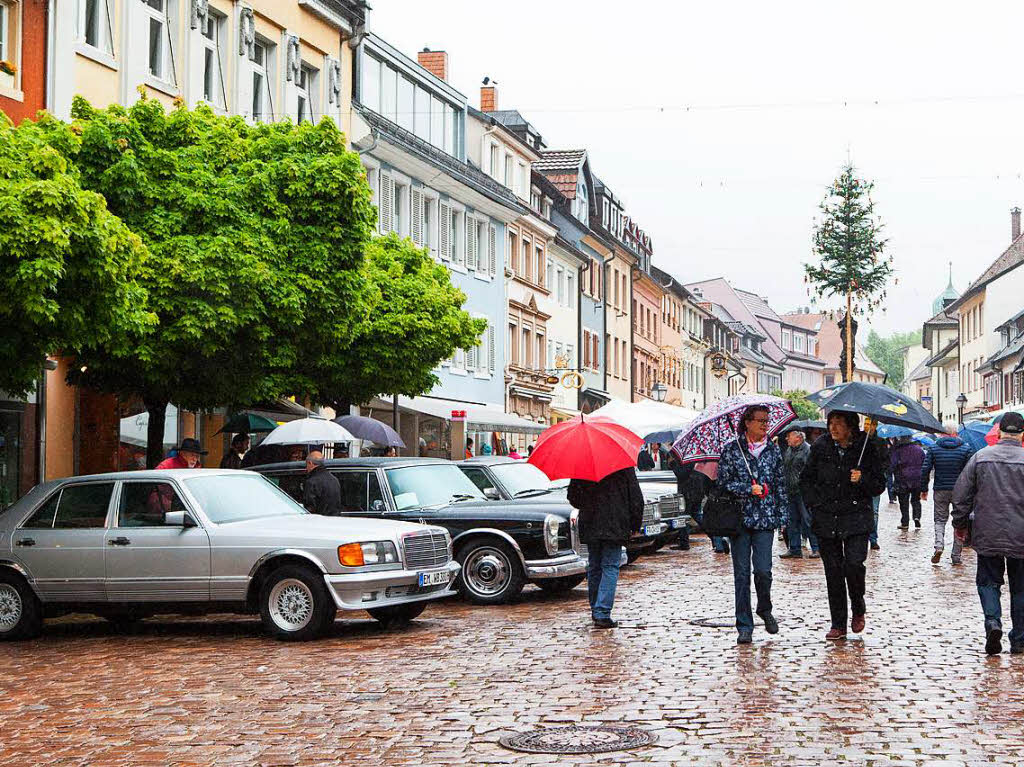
[864, 329, 922, 385]
[772, 389, 820, 421]
[0, 112, 152, 397]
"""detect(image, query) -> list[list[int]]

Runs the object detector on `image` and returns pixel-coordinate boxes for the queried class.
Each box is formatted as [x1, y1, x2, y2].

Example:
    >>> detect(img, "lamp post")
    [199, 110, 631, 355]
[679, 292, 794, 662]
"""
[956, 392, 967, 426]
[651, 381, 668, 403]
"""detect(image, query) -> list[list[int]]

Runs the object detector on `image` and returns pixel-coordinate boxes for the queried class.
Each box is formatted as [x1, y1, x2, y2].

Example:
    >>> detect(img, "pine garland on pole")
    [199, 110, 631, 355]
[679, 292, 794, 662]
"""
[804, 165, 894, 382]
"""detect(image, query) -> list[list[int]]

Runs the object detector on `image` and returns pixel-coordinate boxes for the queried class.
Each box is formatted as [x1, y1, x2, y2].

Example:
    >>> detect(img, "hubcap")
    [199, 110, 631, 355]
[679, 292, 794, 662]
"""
[268, 578, 314, 632]
[0, 584, 23, 633]
[463, 547, 511, 597]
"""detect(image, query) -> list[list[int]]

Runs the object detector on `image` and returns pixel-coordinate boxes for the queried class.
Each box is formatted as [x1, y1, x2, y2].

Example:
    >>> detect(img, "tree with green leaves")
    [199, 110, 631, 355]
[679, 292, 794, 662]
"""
[772, 389, 820, 421]
[864, 329, 922, 385]
[805, 165, 893, 382]
[0, 112, 152, 398]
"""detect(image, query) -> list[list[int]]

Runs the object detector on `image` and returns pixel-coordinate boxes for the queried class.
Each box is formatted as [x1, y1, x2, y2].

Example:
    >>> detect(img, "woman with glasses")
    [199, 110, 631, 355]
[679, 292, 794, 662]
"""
[717, 405, 789, 644]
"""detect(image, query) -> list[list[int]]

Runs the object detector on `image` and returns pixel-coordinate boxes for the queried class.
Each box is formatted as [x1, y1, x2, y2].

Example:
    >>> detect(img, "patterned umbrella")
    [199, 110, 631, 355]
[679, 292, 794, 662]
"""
[670, 394, 797, 464]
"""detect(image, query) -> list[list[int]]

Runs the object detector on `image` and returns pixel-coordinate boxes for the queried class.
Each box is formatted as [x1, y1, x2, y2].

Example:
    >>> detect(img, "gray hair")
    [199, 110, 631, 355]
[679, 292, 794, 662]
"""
[788, 430, 806, 441]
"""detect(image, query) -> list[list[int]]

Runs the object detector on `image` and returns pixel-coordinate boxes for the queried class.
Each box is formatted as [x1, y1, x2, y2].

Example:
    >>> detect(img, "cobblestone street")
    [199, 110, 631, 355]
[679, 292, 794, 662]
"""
[3, 501, 1024, 766]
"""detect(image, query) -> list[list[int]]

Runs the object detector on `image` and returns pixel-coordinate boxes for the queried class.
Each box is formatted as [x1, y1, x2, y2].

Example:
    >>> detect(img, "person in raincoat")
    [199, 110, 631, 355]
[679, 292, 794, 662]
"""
[717, 405, 789, 644]
[801, 411, 888, 640]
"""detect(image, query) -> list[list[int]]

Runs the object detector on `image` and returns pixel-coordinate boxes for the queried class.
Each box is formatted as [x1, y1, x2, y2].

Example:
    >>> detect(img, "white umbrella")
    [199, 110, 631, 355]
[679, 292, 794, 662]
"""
[261, 416, 355, 445]
[589, 400, 700, 439]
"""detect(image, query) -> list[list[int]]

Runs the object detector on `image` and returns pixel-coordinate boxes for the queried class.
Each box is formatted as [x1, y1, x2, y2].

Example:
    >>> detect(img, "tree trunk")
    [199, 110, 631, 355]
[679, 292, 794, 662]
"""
[845, 292, 853, 383]
[145, 398, 169, 469]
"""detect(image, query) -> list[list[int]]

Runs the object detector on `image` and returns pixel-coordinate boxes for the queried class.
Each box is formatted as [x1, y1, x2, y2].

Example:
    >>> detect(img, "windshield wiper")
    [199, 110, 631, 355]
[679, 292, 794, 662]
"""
[450, 493, 478, 503]
[513, 488, 552, 498]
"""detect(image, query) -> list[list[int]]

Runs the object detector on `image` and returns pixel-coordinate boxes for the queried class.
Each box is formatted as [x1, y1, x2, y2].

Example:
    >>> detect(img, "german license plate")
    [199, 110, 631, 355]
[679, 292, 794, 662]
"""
[643, 524, 661, 536]
[418, 570, 450, 587]
[670, 518, 685, 530]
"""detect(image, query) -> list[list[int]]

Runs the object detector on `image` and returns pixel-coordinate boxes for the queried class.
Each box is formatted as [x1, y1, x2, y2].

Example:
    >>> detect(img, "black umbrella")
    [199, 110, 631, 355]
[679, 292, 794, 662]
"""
[785, 419, 826, 431]
[332, 415, 405, 448]
[806, 382, 945, 433]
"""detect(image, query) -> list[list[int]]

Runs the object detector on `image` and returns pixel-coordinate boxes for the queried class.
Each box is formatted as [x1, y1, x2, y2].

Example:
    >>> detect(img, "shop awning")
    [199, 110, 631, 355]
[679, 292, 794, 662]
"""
[589, 399, 701, 439]
[395, 395, 546, 435]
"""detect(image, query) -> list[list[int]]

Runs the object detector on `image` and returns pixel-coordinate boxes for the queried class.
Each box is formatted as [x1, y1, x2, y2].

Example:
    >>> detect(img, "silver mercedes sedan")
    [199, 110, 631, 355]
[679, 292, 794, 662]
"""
[0, 470, 459, 641]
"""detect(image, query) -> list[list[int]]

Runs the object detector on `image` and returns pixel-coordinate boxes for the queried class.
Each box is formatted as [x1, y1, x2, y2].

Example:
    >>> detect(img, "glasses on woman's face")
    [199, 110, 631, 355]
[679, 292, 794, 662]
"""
[748, 417, 769, 425]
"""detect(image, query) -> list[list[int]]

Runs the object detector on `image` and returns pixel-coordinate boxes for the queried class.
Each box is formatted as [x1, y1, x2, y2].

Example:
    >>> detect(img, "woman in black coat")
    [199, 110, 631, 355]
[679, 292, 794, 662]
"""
[800, 410, 888, 640]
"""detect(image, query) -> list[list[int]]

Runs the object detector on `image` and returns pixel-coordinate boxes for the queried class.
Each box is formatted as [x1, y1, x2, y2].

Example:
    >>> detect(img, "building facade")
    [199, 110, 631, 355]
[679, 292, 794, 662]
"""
[593, 179, 635, 403]
[0, 0, 48, 124]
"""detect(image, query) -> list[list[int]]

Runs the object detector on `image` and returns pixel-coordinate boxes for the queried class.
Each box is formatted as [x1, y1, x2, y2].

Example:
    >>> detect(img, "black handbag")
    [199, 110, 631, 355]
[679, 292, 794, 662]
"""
[701, 486, 743, 537]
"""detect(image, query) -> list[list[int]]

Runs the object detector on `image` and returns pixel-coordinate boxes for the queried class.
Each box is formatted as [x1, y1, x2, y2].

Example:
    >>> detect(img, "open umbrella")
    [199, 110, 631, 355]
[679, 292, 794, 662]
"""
[332, 415, 405, 447]
[643, 427, 681, 444]
[876, 424, 914, 439]
[959, 421, 991, 452]
[528, 415, 643, 482]
[215, 412, 279, 435]
[261, 416, 355, 446]
[806, 382, 945, 433]
[671, 393, 797, 464]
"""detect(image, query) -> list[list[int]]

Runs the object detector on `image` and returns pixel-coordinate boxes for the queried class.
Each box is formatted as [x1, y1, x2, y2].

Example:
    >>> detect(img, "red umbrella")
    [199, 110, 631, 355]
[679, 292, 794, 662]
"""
[528, 415, 644, 482]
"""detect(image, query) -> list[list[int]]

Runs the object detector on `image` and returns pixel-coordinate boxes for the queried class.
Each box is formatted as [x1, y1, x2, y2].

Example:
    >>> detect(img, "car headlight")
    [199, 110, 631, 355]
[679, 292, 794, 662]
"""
[650, 504, 661, 522]
[544, 514, 561, 556]
[338, 541, 400, 567]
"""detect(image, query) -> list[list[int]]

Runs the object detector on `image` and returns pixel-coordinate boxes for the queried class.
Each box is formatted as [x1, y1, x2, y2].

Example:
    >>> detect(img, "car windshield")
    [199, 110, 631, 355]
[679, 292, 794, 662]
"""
[490, 462, 561, 497]
[385, 464, 485, 510]
[185, 474, 307, 523]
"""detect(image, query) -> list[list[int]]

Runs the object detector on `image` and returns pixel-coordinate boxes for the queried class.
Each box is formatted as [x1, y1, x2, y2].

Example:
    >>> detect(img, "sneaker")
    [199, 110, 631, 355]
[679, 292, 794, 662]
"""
[931, 550, 943, 564]
[779, 551, 803, 559]
[593, 617, 618, 629]
[870, 542, 881, 551]
[986, 622, 1003, 656]
[808, 550, 820, 558]
[851, 614, 865, 634]
[737, 630, 753, 644]
[762, 613, 779, 634]
[825, 627, 847, 640]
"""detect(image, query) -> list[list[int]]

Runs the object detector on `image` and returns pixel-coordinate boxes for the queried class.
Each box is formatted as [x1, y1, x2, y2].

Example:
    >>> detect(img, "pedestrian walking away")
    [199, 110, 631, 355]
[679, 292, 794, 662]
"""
[921, 433, 974, 565]
[952, 412, 1024, 656]
[801, 411, 888, 640]
[891, 437, 926, 529]
[302, 450, 342, 516]
[717, 406, 789, 644]
[780, 430, 818, 559]
[567, 466, 644, 629]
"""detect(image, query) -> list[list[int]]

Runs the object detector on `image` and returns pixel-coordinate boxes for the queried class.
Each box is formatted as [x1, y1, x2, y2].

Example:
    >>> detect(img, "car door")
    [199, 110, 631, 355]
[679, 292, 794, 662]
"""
[459, 467, 503, 499]
[331, 470, 389, 516]
[103, 479, 211, 602]
[13, 481, 114, 602]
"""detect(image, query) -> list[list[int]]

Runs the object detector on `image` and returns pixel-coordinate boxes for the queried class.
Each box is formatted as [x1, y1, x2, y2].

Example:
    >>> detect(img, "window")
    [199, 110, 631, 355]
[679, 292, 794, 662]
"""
[362, 54, 381, 111]
[489, 144, 500, 180]
[794, 334, 804, 353]
[391, 178, 408, 235]
[251, 41, 268, 121]
[77, 0, 112, 53]
[296, 65, 312, 123]
[808, 337, 817, 357]
[556, 267, 564, 303]
[397, 76, 414, 132]
[508, 232, 519, 273]
[567, 275, 574, 308]
[118, 482, 186, 527]
[200, 11, 225, 108]
[430, 95, 444, 149]
[414, 86, 430, 141]
[781, 330, 791, 350]
[333, 471, 386, 513]
[23, 483, 114, 530]
[144, 0, 173, 82]
[536, 245, 544, 287]
[424, 194, 438, 257]
[504, 155, 513, 187]
[450, 208, 462, 265]
[522, 327, 531, 367]
[443, 104, 455, 156]
[381, 64, 397, 122]
[521, 238, 531, 281]
[0, 2, 9, 77]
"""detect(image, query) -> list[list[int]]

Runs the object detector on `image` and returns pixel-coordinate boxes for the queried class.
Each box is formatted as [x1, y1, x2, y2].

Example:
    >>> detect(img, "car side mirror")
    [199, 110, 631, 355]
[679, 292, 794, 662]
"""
[483, 488, 500, 500]
[165, 511, 198, 528]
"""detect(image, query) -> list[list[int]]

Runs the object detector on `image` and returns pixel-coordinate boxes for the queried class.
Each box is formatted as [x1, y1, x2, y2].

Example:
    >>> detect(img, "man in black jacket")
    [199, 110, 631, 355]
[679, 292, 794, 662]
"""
[568, 466, 644, 628]
[303, 451, 342, 516]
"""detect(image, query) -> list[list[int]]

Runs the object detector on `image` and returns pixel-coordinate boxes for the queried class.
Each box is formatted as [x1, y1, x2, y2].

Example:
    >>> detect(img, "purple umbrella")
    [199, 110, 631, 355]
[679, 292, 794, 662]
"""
[332, 415, 405, 448]
[671, 394, 797, 464]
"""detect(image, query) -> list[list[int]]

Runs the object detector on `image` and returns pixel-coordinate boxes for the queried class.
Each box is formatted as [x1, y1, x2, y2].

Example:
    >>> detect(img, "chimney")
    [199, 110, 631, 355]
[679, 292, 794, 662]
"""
[1013, 207, 1021, 242]
[480, 84, 498, 112]
[417, 48, 448, 82]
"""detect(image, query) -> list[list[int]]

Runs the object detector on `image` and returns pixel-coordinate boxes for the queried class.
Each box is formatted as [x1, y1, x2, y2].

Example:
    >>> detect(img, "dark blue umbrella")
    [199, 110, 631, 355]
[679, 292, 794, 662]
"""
[644, 428, 681, 444]
[876, 424, 914, 439]
[959, 421, 991, 452]
[806, 382, 945, 433]
[332, 415, 405, 448]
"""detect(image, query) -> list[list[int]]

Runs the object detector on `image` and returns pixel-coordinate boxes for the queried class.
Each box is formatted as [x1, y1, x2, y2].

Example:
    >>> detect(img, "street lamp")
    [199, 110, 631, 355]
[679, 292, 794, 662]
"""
[956, 392, 968, 425]
[651, 381, 668, 402]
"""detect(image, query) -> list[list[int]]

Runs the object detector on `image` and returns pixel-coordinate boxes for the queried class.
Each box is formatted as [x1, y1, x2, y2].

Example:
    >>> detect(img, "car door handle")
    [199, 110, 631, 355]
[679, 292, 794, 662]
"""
[108, 537, 131, 546]
[15, 538, 35, 547]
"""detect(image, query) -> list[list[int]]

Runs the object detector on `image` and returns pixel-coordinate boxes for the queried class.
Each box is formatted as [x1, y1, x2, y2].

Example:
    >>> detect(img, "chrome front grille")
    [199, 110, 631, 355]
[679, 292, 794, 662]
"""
[642, 502, 658, 527]
[658, 494, 685, 521]
[403, 531, 450, 570]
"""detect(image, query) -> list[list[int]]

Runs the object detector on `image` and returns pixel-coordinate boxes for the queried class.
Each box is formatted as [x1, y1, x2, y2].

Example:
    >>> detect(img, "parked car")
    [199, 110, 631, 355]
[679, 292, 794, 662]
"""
[0, 470, 459, 642]
[255, 458, 588, 605]
[457, 457, 666, 563]
[635, 470, 696, 549]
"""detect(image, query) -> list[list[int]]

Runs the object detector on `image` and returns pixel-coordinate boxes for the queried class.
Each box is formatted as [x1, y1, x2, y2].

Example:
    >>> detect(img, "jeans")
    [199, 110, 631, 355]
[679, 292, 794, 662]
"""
[729, 527, 775, 632]
[932, 490, 963, 560]
[786, 496, 818, 554]
[897, 489, 922, 526]
[587, 542, 623, 620]
[818, 533, 869, 629]
[977, 554, 1024, 645]
[869, 495, 880, 545]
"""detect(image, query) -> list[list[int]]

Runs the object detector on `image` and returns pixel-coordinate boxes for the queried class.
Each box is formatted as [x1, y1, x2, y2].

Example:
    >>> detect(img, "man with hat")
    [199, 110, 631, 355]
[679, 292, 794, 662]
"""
[156, 438, 207, 469]
[953, 411, 1024, 655]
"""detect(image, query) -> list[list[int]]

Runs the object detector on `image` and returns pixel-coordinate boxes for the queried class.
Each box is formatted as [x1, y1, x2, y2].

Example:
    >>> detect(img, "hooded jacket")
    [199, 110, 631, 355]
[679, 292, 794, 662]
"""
[801, 433, 888, 538]
[920, 436, 974, 492]
[952, 439, 1024, 559]
[890, 441, 926, 492]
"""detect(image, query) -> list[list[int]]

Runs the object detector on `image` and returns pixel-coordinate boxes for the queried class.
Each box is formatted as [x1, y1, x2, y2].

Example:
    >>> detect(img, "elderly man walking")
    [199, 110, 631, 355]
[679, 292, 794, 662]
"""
[303, 450, 342, 516]
[780, 430, 818, 559]
[953, 412, 1024, 655]
[921, 432, 974, 565]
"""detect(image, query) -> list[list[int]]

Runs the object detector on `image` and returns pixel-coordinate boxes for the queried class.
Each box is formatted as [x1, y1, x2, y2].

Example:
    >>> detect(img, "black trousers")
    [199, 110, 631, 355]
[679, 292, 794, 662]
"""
[896, 489, 921, 526]
[818, 533, 869, 629]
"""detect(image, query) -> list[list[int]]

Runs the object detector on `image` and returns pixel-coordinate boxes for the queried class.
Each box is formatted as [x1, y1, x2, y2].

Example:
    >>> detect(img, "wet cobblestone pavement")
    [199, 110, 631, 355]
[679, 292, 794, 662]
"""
[3, 502, 1024, 766]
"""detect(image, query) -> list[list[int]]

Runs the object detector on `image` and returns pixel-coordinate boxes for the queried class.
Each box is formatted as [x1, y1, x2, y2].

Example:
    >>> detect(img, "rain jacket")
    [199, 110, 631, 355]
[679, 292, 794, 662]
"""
[801, 433, 888, 539]
[920, 436, 974, 491]
[717, 439, 789, 531]
[783, 440, 811, 498]
[890, 441, 926, 492]
[303, 465, 342, 516]
[952, 439, 1024, 559]
[568, 466, 644, 546]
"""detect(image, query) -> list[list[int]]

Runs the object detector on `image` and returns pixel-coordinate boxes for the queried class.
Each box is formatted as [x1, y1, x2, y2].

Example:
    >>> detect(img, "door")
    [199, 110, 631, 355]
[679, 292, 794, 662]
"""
[14, 482, 114, 602]
[103, 480, 211, 602]
[332, 470, 388, 516]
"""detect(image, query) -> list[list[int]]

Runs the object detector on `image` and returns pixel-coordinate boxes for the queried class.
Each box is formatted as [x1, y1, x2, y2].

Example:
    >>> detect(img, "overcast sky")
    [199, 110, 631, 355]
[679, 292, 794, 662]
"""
[371, 0, 1024, 336]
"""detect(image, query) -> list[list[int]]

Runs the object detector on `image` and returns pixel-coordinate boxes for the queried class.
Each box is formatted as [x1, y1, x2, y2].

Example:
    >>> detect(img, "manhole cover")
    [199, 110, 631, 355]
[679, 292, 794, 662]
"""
[499, 725, 658, 754]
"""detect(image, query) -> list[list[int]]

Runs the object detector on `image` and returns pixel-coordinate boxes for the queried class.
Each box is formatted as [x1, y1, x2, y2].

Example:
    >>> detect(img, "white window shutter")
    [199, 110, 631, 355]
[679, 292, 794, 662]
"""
[488, 323, 496, 372]
[380, 173, 395, 234]
[454, 213, 465, 267]
[411, 188, 423, 246]
[488, 224, 497, 276]
[439, 201, 451, 261]
[467, 217, 478, 271]
[467, 344, 477, 371]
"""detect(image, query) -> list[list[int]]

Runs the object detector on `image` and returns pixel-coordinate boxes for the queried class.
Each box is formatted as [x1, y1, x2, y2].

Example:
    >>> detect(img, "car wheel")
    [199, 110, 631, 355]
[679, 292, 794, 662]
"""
[535, 574, 586, 593]
[456, 539, 525, 605]
[0, 571, 42, 642]
[259, 565, 335, 641]
[368, 602, 427, 628]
